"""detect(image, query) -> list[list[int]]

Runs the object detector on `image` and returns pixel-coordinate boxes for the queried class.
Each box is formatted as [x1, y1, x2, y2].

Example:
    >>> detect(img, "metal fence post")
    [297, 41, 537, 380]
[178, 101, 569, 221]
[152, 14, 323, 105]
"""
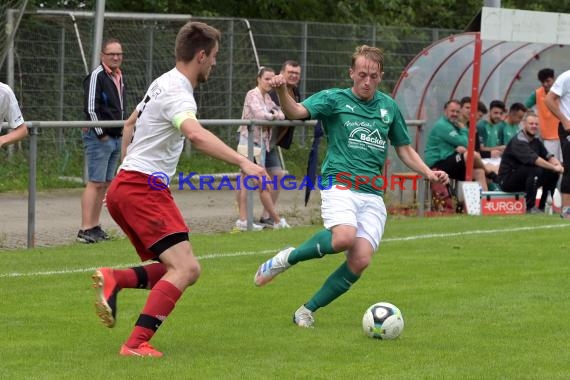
[27, 122, 37, 249]
[246, 121, 254, 230]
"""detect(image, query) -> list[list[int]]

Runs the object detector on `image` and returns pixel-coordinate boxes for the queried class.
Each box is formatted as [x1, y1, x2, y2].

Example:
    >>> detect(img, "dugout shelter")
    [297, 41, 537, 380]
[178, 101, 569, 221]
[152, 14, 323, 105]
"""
[391, 7, 570, 179]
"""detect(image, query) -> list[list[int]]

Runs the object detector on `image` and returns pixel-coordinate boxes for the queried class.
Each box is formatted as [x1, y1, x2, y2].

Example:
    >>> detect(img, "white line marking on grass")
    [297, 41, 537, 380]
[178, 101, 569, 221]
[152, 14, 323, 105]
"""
[382, 223, 569, 242]
[2, 224, 568, 279]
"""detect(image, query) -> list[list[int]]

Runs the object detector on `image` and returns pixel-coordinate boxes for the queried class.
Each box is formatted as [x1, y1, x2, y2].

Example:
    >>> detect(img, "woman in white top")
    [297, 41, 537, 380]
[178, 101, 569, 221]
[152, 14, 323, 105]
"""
[236, 67, 290, 230]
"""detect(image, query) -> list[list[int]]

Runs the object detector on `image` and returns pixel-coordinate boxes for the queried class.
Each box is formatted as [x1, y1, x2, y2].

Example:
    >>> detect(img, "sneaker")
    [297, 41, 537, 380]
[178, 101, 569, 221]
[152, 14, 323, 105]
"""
[235, 219, 264, 231]
[259, 217, 274, 226]
[273, 217, 291, 229]
[92, 268, 119, 328]
[560, 207, 570, 219]
[293, 305, 315, 328]
[77, 227, 102, 244]
[119, 342, 163, 357]
[93, 225, 110, 241]
[253, 247, 294, 286]
[526, 207, 542, 215]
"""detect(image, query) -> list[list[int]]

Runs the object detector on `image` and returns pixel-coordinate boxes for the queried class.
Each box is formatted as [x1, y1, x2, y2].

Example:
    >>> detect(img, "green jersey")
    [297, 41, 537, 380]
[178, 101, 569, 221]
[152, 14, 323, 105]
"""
[302, 88, 410, 196]
[476, 120, 502, 147]
[424, 116, 468, 167]
[524, 92, 536, 108]
[499, 121, 519, 145]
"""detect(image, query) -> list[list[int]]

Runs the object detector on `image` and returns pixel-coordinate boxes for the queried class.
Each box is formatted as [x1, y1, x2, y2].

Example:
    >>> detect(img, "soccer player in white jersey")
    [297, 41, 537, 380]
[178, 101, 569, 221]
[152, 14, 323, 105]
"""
[253, 45, 449, 327]
[91, 21, 267, 357]
[545, 69, 570, 218]
[0, 82, 28, 147]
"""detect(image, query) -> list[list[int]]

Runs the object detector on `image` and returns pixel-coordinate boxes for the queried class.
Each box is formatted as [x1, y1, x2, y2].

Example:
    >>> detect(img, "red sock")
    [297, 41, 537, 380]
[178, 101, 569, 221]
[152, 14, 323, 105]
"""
[125, 280, 182, 348]
[113, 268, 138, 289]
[145, 263, 167, 288]
[113, 263, 166, 289]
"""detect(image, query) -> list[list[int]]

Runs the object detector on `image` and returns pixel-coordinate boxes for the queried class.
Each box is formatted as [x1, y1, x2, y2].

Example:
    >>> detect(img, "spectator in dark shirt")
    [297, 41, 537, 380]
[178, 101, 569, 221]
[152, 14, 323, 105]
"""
[78, 38, 126, 244]
[498, 111, 563, 213]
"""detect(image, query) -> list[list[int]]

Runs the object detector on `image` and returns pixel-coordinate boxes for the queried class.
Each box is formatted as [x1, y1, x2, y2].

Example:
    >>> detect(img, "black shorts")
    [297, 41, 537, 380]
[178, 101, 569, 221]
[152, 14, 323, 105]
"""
[559, 123, 570, 164]
[432, 153, 466, 181]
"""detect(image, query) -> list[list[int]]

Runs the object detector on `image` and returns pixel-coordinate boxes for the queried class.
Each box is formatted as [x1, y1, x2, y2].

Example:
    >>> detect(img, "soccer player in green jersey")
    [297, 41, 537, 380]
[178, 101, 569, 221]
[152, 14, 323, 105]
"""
[253, 45, 449, 327]
[477, 99, 506, 159]
[499, 102, 527, 145]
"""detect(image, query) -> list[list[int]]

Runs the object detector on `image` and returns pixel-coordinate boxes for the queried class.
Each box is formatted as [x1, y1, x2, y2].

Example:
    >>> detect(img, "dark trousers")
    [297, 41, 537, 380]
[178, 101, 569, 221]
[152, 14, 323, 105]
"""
[560, 124, 570, 194]
[499, 166, 558, 210]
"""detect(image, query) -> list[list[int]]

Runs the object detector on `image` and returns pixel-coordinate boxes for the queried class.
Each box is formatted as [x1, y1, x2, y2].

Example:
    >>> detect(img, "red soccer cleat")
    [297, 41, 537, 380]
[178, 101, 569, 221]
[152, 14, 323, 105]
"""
[92, 268, 119, 328]
[119, 342, 163, 357]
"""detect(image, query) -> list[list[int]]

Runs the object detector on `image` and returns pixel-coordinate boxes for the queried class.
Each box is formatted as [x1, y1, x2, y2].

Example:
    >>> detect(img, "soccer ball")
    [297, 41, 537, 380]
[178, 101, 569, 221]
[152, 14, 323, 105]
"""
[362, 302, 404, 340]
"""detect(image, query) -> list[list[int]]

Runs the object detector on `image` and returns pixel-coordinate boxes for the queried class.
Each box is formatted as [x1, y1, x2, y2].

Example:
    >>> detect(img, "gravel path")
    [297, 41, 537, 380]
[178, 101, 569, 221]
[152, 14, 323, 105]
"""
[0, 187, 321, 249]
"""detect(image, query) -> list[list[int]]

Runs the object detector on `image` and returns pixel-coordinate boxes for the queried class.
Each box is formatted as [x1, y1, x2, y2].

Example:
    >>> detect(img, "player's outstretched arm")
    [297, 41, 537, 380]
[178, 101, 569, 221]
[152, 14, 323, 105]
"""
[0, 123, 28, 148]
[395, 144, 449, 184]
[545, 91, 570, 131]
[269, 74, 309, 120]
[180, 117, 267, 178]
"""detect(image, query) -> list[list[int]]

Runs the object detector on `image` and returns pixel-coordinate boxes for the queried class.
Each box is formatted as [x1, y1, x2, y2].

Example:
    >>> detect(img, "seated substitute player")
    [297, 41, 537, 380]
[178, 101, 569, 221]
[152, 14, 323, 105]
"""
[253, 45, 448, 327]
[424, 99, 488, 190]
[497, 111, 563, 213]
[498, 102, 527, 146]
[92, 21, 267, 357]
[477, 99, 506, 164]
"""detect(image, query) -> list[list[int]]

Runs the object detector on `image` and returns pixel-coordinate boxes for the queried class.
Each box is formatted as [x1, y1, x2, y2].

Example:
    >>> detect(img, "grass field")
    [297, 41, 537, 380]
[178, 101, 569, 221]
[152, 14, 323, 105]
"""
[2, 215, 569, 379]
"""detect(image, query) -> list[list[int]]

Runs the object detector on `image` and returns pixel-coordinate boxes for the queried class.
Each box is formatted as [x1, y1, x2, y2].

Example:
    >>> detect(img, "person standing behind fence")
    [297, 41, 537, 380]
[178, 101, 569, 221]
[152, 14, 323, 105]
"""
[253, 45, 449, 328]
[94, 21, 267, 357]
[0, 82, 28, 147]
[236, 66, 290, 230]
[545, 69, 570, 218]
[77, 38, 126, 244]
[257, 60, 302, 226]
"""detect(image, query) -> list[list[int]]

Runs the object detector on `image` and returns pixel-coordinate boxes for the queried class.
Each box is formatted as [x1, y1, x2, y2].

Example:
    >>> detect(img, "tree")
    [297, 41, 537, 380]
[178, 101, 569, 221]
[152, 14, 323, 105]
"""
[29, 0, 570, 30]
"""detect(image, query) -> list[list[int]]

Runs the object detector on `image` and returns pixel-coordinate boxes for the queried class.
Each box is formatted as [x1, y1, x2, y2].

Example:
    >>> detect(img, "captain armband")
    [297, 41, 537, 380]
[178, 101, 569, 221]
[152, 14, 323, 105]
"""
[173, 111, 197, 130]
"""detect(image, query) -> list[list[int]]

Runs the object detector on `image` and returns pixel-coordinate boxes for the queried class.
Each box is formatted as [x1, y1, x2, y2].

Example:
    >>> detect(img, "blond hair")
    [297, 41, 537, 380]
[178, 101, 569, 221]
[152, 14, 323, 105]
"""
[351, 45, 384, 71]
[523, 110, 538, 121]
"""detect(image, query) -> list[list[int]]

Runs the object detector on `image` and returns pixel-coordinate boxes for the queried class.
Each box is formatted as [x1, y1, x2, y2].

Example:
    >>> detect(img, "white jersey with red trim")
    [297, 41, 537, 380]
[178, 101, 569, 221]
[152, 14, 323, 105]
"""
[120, 68, 197, 177]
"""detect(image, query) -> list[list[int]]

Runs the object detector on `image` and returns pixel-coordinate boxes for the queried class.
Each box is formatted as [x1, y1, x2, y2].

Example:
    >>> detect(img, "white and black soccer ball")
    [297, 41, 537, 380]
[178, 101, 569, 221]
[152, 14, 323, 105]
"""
[362, 302, 404, 340]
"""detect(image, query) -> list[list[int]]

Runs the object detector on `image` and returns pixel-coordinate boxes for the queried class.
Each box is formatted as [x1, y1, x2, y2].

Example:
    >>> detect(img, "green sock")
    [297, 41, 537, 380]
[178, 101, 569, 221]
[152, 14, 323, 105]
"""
[288, 229, 336, 265]
[305, 261, 360, 312]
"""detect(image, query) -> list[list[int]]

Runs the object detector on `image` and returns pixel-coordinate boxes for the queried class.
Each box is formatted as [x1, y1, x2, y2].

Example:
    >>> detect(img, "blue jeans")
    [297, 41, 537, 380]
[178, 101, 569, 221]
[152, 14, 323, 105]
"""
[264, 147, 283, 171]
[82, 129, 121, 182]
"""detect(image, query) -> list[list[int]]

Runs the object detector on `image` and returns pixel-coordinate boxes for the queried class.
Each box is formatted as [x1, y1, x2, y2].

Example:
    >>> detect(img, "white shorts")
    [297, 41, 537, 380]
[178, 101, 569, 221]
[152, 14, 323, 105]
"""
[320, 187, 387, 251]
[237, 143, 262, 164]
[481, 157, 501, 167]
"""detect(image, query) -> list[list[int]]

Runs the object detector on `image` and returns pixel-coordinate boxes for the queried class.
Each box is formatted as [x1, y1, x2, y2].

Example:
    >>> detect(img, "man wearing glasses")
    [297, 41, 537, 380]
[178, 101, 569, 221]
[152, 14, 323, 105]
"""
[78, 38, 126, 243]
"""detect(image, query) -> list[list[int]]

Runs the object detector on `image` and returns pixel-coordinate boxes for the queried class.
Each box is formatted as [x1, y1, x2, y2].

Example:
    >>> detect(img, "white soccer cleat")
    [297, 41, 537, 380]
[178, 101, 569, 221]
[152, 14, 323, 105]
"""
[253, 247, 294, 286]
[293, 305, 315, 328]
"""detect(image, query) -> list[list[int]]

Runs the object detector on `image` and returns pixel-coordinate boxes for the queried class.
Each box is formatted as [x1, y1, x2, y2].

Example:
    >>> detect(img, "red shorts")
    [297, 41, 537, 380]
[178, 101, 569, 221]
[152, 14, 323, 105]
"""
[106, 170, 189, 261]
